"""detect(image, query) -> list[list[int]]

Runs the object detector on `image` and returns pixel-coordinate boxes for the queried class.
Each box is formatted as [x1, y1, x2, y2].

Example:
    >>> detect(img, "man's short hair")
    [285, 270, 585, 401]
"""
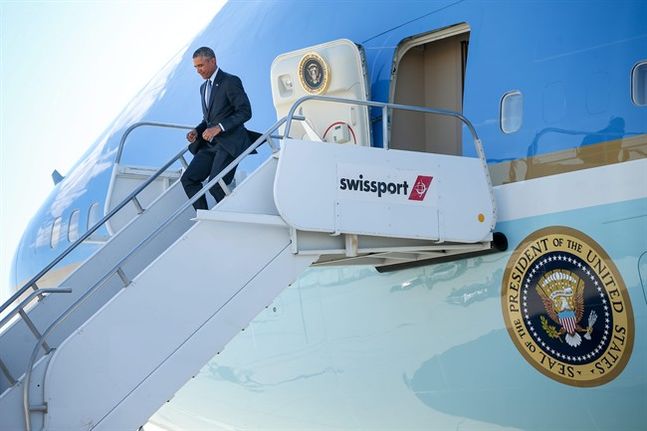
[193, 47, 215, 59]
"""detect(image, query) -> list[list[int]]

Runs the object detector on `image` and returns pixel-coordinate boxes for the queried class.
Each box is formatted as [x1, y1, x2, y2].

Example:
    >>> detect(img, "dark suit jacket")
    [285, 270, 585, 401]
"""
[189, 69, 253, 156]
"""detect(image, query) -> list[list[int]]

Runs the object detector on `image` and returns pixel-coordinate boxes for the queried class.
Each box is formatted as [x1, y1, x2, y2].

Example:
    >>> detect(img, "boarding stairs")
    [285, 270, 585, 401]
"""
[0, 96, 503, 431]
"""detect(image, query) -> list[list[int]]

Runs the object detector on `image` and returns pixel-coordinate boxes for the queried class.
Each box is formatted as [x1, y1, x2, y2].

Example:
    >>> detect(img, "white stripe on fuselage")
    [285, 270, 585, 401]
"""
[495, 158, 647, 222]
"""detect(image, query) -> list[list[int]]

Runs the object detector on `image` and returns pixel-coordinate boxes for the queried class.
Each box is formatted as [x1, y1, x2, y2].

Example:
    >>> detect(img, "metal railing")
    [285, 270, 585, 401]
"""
[0, 289, 72, 340]
[284, 95, 481, 149]
[116, 121, 196, 165]
[20, 116, 291, 431]
[0, 123, 195, 337]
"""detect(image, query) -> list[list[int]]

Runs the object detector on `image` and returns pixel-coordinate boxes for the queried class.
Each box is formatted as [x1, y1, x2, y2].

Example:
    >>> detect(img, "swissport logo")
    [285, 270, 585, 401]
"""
[408, 176, 433, 201]
[338, 173, 433, 202]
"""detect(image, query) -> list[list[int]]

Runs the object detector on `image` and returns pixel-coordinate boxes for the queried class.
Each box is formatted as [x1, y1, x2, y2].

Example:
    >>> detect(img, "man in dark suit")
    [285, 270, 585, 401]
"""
[181, 46, 253, 210]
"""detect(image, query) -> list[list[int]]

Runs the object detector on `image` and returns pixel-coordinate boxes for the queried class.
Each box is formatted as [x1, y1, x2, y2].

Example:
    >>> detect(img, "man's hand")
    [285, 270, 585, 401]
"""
[186, 129, 198, 143]
[202, 126, 222, 142]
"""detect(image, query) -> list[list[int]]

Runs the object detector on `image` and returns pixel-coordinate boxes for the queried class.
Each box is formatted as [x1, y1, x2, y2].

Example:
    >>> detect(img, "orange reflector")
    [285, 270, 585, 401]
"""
[478, 213, 485, 223]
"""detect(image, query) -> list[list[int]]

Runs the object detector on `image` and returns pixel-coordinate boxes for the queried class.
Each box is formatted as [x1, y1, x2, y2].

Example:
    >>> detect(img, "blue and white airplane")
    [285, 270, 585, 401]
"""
[2, 1, 646, 430]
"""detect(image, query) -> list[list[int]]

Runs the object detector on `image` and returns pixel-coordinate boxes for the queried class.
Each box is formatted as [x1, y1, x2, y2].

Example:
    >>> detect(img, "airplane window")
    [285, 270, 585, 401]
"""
[500, 90, 523, 134]
[51, 217, 63, 249]
[632, 61, 647, 106]
[88, 202, 100, 231]
[68, 210, 80, 242]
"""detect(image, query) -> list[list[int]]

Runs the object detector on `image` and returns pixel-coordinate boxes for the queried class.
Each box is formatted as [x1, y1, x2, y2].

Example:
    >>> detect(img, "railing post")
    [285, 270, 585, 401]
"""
[132, 196, 145, 214]
[18, 310, 51, 353]
[31, 283, 44, 301]
[382, 105, 389, 149]
[217, 179, 231, 196]
[267, 136, 277, 152]
[179, 155, 189, 169]
[116, 267, 131, 287]
[0, 356, 16, 385]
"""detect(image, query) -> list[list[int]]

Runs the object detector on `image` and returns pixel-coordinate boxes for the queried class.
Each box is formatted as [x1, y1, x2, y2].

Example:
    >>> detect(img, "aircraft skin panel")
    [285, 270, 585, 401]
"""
[496, 158, 647, 222]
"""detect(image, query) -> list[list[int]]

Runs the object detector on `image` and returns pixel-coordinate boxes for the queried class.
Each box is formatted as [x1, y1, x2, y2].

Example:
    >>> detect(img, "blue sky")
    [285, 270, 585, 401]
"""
[0, 0, 224, 300]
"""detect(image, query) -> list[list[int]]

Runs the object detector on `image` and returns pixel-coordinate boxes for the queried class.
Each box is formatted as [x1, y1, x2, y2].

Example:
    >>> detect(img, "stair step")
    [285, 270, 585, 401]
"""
[196, 210, 286, 226]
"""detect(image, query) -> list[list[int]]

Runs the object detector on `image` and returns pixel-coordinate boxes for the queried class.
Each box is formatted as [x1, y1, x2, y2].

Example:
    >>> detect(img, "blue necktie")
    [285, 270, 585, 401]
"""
[205, 79, 212, 107]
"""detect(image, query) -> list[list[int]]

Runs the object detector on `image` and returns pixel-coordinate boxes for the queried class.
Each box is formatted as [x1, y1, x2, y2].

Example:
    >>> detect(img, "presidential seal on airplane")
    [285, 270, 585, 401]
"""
[298, 52, 330, 94]
[501, 226, 634, 387]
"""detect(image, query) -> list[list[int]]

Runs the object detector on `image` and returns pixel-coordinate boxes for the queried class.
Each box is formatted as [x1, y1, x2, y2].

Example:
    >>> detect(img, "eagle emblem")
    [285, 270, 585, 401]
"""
[501, 226, 634, 387]
[298, 52, 330, 95]
[536, 270, 597, 347]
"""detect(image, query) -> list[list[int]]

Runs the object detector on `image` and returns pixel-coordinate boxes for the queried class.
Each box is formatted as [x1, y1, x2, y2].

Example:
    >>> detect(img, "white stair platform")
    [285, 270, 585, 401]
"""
[274, 139, 495, 243]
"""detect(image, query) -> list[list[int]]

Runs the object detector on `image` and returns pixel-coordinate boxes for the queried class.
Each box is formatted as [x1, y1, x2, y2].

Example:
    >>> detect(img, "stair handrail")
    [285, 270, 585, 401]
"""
[0, 122, 194, 396]
[116, 121, 196, 164]
[284, 94, 481, 147]
[0, 123, 196, 325]
[284, 95, 496, 231]
[0, 289, 72, 332]
[21, 116, 292, 431]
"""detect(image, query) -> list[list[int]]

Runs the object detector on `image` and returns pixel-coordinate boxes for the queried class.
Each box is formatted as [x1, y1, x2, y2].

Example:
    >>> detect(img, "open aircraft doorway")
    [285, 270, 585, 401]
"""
[390, 23, 470, 156]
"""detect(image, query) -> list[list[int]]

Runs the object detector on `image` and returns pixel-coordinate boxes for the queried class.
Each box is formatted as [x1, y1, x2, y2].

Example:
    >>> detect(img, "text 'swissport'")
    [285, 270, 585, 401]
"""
[339, 174, 409, 197]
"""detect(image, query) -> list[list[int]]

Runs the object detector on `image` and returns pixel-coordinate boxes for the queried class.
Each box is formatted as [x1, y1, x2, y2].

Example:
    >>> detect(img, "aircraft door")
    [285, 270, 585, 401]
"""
[390, 24, 470, 156]
[271, 39, 371, 146]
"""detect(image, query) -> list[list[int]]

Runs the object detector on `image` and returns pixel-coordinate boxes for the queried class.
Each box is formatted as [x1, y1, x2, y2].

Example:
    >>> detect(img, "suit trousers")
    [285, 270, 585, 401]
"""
[180, 145, 237, 210]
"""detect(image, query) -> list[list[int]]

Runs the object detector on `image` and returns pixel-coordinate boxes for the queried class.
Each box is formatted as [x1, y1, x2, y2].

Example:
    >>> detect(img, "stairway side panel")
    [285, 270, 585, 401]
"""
[95, 247, 316, 431]
[43, 219, 292, 430]
[42, 158, 287, 430]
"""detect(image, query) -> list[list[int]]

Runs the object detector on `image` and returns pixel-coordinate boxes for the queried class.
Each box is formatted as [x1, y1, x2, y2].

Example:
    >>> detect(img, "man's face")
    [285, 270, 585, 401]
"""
[193, 56, 217, 80]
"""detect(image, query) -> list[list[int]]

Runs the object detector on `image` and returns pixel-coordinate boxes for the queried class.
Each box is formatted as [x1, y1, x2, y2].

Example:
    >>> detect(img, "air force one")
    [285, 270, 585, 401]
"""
[1, 1, 646, 430]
